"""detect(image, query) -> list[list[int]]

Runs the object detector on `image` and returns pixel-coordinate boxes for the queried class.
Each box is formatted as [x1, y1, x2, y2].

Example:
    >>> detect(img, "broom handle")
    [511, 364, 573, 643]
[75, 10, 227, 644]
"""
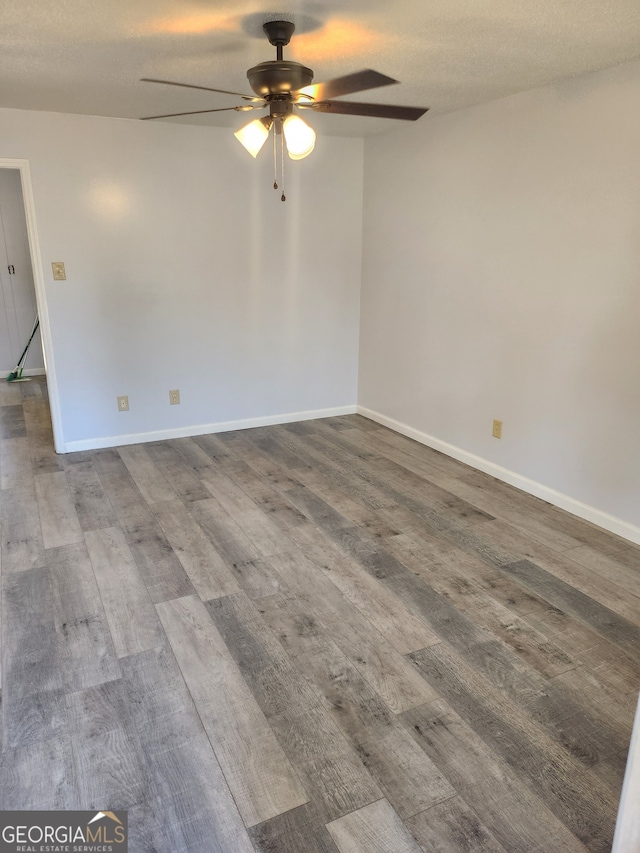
[15, 317, 40, 368]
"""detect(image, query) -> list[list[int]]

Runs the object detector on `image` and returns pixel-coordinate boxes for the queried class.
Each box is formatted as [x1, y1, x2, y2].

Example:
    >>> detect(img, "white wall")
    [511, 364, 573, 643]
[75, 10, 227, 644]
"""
[0, 108, 363, 449]
[359, 59, 640, 541]
[612, 692, 640, 851]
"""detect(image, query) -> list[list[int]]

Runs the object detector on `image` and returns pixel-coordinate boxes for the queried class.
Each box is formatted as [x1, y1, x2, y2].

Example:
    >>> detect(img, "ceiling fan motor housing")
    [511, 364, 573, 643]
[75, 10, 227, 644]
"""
[247, 61, 314, 98]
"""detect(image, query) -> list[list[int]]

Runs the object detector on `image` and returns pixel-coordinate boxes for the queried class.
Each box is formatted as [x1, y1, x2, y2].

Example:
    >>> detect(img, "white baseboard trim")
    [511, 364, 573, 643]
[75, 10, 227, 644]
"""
[2, 367, 46, 378]
[63, 404, 358, 454]
[357, 405, 640, 548]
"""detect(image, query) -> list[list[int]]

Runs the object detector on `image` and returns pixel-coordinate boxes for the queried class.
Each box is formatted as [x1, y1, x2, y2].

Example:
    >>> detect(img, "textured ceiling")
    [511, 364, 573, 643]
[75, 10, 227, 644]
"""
[2, 1, 640, 136]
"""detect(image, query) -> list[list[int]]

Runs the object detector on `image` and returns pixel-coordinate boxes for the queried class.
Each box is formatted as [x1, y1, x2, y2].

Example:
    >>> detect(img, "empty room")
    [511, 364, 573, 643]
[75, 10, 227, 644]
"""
[1, 2, 639, 852]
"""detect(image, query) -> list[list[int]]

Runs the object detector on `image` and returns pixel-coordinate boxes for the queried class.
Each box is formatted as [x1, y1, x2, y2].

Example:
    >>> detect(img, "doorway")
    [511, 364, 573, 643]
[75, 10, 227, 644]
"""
[0, 159, 63, 452]
[0, 168, 44, 376]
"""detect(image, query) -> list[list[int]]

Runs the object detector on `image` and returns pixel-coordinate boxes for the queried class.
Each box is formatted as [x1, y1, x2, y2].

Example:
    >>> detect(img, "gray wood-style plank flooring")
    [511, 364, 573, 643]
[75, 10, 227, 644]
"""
[1, 377, 639, 852]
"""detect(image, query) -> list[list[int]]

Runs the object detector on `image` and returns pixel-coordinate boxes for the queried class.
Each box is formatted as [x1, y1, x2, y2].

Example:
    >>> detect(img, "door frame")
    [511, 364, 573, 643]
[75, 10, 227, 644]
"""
[0, 158, 63, 453]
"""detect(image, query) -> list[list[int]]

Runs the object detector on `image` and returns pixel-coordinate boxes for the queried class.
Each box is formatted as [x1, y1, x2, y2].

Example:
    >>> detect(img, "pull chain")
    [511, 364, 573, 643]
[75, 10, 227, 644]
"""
[273, 128, 278, 190]
[280, 128, 286, 202]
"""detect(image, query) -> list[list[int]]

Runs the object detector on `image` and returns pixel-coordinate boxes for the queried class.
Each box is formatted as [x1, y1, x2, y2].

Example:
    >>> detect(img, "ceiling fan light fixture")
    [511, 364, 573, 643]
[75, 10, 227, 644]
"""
[234, 116, 273, 157]
[142, 20, 427, 200]
[283, 114, 316, 160]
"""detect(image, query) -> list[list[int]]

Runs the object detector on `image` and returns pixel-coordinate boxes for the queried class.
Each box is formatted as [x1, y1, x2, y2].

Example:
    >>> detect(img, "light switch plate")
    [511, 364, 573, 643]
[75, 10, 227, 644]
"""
[51, 262, 66, 281]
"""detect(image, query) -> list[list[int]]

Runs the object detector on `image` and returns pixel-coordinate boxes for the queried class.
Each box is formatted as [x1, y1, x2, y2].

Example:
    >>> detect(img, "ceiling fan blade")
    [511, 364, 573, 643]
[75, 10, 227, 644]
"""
[294, 69, 398, 102]
[300, 100, 428, 121]
[141, 106, 261, 120]
[141, 78, 264, 103]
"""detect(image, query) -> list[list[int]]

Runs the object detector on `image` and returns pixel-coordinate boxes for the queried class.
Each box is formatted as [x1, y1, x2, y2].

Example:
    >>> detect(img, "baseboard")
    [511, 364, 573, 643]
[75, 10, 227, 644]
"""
[357, 405, 640, 548]
[2, 367, 46, 378]
[63, 404, 358, 454]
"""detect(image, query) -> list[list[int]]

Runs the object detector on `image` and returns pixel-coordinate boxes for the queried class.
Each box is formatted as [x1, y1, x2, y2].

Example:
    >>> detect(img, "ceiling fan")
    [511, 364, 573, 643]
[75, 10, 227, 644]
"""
[141, 20, 429, 199]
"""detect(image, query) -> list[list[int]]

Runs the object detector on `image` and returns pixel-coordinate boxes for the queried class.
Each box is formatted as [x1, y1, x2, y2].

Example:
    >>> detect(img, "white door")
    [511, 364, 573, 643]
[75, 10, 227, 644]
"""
[0, 168, 44, 373]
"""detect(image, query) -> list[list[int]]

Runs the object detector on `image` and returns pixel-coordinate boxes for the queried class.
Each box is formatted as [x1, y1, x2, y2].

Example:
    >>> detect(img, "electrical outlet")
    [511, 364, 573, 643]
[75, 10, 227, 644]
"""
[51, 261, 66, 280]
[117, 395, 129, 412]
[169, 389, 180, 405]
[492, 419, 502, 439]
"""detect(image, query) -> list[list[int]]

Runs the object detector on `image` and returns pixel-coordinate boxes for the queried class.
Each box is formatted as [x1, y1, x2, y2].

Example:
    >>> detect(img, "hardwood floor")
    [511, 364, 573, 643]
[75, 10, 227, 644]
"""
[1, 376, 639, 852]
